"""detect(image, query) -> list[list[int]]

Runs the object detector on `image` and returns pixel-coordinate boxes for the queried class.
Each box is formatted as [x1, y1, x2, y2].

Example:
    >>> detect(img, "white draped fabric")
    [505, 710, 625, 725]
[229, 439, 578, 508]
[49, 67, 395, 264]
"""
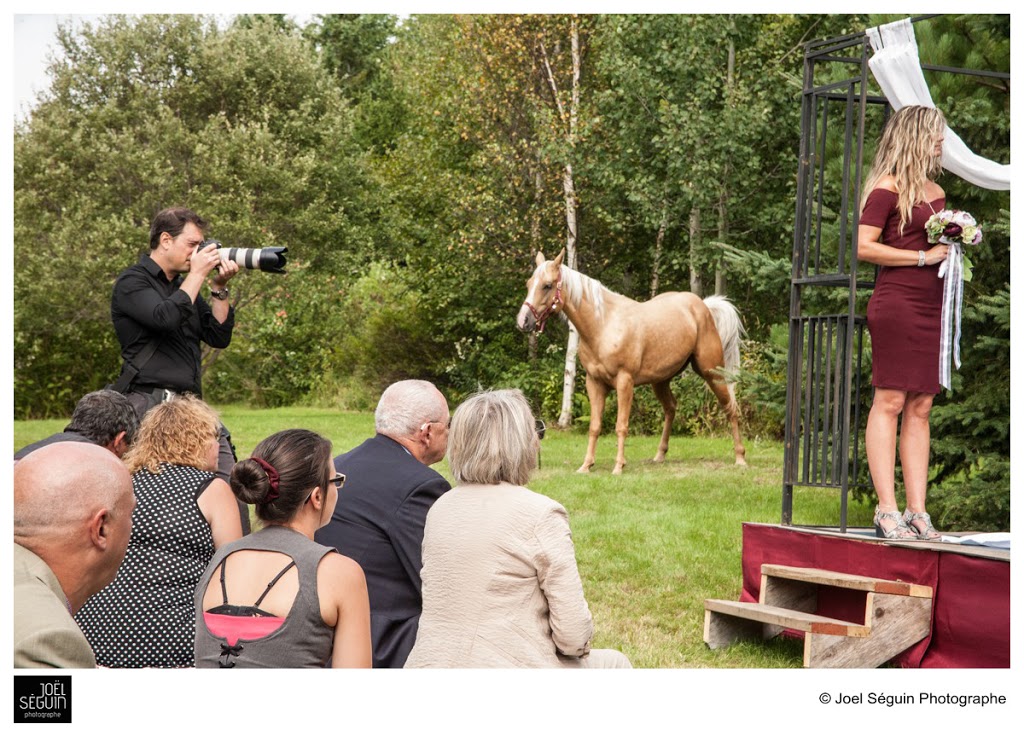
[866, 18, 1010, 191]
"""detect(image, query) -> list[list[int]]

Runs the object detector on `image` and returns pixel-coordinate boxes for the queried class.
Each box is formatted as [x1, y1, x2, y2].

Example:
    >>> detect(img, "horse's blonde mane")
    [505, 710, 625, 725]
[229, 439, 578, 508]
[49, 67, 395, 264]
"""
[560, 265, 609, 320]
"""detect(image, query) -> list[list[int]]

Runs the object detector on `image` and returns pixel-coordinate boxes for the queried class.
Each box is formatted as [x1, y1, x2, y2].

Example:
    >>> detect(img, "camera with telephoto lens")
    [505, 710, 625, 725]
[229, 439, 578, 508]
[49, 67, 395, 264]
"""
[198, 239, 288, 274]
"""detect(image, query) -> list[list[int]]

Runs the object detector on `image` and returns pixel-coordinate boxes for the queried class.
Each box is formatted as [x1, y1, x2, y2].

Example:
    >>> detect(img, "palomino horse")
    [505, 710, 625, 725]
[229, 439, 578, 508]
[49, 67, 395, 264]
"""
[516, 250, 746, 474]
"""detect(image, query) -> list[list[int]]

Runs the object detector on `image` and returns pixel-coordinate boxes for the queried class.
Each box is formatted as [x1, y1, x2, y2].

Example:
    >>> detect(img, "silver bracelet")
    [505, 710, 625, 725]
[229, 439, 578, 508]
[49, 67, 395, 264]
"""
[918, 250, 926, 267]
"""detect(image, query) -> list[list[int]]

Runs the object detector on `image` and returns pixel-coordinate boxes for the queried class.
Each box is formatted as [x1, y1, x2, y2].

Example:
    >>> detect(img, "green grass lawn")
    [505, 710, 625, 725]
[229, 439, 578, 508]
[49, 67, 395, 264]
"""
[14, 405, 875, 668]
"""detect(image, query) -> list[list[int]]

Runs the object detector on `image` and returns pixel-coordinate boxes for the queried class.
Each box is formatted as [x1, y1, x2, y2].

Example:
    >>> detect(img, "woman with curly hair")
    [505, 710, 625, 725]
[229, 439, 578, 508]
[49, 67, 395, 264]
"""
[858, 105, 950, 540]
[75, 395, 242, 667]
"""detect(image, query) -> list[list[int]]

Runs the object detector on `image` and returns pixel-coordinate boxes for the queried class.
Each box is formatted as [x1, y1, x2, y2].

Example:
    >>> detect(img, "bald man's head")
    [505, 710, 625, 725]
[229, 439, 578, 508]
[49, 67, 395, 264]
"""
[14, 442, 133, 542]
[14, 441, 135, 612]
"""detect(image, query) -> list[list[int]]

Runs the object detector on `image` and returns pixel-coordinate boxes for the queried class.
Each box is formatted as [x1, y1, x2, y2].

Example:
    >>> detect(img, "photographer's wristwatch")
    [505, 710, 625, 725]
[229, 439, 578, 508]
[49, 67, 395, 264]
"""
[209, 287, 230, 301]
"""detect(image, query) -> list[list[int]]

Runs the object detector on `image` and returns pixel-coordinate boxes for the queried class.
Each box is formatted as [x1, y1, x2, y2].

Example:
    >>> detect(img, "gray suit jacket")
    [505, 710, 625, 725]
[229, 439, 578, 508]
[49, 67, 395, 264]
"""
[13, 543, 96, 668]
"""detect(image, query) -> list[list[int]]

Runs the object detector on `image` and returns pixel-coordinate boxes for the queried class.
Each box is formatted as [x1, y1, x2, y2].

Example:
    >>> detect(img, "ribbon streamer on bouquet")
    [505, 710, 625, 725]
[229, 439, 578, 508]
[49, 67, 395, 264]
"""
[937, 241, 964, 390]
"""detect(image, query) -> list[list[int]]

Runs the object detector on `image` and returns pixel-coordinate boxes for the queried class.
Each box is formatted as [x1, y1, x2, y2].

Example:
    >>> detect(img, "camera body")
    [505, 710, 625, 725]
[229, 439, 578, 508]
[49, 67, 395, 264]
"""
[198, 239, 288, 274]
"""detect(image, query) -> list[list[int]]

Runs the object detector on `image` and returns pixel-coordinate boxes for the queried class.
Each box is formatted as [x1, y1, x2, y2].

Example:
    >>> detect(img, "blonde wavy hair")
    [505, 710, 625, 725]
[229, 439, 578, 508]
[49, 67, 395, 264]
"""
[124, 395, 220, 475]
[862, 105, 946, 235]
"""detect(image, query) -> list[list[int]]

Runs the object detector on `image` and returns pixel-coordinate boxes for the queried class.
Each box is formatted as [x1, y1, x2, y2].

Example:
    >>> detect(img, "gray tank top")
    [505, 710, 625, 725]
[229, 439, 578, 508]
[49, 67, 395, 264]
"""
[194, 525, 336, 668]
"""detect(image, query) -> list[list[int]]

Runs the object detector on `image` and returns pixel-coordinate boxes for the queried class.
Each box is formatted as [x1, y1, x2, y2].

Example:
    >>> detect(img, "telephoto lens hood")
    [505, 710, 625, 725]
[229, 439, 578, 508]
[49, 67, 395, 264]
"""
[200, 239, 288, 274]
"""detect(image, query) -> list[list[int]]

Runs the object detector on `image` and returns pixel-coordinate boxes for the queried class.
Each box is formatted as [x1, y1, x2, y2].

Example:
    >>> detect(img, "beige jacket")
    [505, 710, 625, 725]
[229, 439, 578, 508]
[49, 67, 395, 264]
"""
[405, 483, 593, 668]
[13, 543, 96, 668]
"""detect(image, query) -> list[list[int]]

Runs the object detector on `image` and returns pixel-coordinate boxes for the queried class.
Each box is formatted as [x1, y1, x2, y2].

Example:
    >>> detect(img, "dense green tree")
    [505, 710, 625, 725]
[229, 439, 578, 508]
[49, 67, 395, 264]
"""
[305, 15, 409, 156]
[305, 14, 397, 98]
[586, 15, 865, 330]
[14, 14, 375, 414]
[353, 14, 588, 411]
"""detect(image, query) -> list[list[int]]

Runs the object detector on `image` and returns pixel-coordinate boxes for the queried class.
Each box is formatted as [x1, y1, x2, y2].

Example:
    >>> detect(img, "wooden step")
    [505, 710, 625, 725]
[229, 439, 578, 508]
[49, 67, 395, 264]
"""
[761, 564, 933, 598]
[705, 563, 935, 667]
[804, 592, 932, 668]
[703, 599, 869, 649]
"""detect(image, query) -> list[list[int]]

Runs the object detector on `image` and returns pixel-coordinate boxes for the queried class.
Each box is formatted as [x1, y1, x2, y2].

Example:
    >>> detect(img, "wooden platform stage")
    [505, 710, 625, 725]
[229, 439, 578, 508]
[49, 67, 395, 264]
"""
[738, 522, 1010, 668]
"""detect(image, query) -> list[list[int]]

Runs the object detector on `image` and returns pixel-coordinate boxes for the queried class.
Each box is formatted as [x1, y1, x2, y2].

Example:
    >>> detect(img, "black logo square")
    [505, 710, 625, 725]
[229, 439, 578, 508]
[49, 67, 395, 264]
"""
[13, 675, 72, 724]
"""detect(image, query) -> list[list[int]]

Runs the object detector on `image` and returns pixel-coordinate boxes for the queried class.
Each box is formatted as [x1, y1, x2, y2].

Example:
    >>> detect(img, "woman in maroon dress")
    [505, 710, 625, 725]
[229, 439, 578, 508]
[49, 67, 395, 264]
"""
[857, 106, 949, 540]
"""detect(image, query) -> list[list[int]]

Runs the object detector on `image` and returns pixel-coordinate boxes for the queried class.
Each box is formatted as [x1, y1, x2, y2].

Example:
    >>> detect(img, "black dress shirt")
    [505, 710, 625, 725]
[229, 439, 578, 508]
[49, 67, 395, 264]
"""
[111, 254, 234, 395]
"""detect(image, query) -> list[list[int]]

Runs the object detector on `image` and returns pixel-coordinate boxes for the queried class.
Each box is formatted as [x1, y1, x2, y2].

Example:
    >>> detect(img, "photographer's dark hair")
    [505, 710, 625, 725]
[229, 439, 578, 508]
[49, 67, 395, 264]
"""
[66, 390, 140, 448]
[149, 207, 207, 249]
[231, 429, 333, 524]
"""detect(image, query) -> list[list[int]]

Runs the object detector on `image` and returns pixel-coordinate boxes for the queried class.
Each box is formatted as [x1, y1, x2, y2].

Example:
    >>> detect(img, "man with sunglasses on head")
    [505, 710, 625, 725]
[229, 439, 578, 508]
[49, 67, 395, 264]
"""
[315, 379, 452, 668]
[110, 206, 248, 532]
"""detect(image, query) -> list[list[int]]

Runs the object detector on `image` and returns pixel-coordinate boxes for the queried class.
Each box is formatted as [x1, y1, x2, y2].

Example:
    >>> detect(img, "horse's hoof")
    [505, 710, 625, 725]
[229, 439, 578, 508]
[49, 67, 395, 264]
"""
[735, 458, 748, 467]
[577, 465, 592, 474]
[653, 454, 666, 463]
[612, 465, 624, 475]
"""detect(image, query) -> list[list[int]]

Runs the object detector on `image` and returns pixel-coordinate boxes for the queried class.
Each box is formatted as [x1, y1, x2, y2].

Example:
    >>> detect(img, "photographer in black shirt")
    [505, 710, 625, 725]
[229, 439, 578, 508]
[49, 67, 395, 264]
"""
[111, 206, 249, 532]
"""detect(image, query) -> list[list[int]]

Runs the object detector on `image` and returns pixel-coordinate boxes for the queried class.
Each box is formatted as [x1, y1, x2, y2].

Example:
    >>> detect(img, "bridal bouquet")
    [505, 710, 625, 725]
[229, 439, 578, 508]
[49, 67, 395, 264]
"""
[925, 209, 983, 246]
[927, 209, 984, 391]
[926, 209, 982, 282]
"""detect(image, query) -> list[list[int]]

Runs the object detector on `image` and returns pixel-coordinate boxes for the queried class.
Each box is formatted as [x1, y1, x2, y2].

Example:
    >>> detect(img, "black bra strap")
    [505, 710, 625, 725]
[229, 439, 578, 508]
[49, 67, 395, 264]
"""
[218, 560, 229, 605]
[253, 561, 297, 608]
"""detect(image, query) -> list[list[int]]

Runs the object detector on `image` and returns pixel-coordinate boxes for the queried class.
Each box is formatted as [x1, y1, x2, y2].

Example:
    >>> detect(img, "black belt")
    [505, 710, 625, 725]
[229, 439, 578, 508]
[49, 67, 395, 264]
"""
[131, 385, 194, 398]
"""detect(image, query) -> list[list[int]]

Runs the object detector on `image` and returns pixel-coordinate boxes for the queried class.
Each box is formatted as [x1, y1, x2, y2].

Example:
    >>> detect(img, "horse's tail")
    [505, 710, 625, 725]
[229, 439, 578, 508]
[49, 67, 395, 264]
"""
[702, 295, 745, 401]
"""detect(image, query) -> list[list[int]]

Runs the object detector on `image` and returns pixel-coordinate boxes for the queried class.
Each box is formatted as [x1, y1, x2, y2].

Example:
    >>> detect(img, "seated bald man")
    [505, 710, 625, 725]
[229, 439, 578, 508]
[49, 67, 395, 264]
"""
[14, 442, 135, 668]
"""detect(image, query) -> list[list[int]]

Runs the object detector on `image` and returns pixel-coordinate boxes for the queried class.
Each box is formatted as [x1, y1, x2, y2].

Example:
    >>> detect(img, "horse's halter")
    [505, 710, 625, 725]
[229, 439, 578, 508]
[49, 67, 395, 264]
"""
[523, 266, 563, 333]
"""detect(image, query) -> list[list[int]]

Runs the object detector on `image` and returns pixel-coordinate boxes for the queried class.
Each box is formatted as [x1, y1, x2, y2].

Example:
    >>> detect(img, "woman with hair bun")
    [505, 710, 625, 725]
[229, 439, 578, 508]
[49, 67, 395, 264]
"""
[406, 389, 631, 668]
[858, 105, 950, 540]
[194, 429, 371, 668]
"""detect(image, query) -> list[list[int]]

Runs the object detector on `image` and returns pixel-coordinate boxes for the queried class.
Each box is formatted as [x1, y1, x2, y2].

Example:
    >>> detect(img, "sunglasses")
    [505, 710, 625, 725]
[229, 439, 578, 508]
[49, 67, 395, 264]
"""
[305, 473, 346, 503]
[328, 473, 346, 488]
[535, 419, 546, 440]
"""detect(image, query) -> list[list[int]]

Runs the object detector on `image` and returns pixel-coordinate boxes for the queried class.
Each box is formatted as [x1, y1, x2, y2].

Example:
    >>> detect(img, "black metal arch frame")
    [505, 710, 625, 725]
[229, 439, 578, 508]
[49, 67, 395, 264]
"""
[782, 15, 1009, 531]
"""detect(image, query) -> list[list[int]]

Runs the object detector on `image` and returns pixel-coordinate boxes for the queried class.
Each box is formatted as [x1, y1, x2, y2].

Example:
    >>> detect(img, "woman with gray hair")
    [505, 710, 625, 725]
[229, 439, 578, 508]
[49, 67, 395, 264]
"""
[405, 389, 630, 668]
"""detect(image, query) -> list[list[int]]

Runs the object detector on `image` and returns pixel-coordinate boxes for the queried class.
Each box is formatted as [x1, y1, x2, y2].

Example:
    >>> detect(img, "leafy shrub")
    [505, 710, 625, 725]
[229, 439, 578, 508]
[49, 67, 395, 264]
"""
[205, 263, 346, 408]
[331, 260, 448, 392]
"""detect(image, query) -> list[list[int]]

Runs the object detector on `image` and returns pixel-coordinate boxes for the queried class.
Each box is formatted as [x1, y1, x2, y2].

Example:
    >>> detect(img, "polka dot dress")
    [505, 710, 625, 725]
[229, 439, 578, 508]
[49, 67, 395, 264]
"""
[75, 463, 216, 668]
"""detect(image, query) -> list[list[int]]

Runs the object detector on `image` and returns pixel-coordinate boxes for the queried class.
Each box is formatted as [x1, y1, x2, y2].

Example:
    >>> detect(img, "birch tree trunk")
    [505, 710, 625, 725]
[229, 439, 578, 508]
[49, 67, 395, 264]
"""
[556, 28, 581, 429]
[716, 38, 735, 297]
[716, 197, 728, 295]
[558, 163, 580, 428]
[528, 165, 543, 363]
[650, 203, 668, 299]
[541, 17, 582, 429]
[689, 205, 703, 297]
